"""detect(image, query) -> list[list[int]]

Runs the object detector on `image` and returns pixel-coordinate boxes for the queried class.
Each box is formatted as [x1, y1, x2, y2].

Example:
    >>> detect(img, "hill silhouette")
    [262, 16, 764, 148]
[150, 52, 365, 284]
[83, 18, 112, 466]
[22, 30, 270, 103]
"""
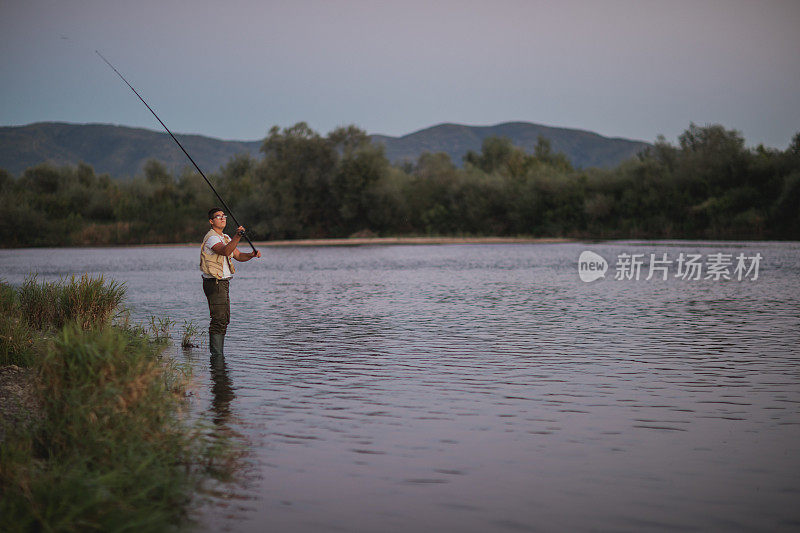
[0, 122, 261, 178]
[373, 122, 650, 169]
[0, 121, 651, 178]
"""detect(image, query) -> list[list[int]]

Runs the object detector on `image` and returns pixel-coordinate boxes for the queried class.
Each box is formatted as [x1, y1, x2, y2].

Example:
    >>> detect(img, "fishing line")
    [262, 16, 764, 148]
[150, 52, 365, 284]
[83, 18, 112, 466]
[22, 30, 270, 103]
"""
[96, 50, 257, 253]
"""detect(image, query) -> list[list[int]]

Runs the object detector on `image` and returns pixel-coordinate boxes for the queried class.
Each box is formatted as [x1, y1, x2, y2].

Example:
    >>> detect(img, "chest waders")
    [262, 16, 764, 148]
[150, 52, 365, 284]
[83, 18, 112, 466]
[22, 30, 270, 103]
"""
[203, 277, 230, 356]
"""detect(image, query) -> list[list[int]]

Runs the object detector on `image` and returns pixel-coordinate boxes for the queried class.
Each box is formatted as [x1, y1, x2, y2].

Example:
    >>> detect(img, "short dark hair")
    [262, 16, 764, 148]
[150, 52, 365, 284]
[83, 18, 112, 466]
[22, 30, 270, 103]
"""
[208, 207, 223, 220]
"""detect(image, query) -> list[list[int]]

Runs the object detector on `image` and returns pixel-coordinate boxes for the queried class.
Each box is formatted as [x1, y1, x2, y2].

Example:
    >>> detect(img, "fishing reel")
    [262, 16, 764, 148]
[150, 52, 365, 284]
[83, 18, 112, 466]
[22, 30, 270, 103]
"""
[237, 229, 247, 237]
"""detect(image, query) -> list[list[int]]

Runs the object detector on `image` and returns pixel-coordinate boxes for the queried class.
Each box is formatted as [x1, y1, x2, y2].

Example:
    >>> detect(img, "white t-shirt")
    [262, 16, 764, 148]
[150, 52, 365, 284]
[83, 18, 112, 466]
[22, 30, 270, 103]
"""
[201, 233, 232, 279]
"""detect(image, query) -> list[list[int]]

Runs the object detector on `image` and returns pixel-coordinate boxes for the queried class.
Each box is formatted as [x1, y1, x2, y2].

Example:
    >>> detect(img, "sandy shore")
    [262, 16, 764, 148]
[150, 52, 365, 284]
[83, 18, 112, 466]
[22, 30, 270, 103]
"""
[82, 236, 573, 248]
[258, 236, 572, 247]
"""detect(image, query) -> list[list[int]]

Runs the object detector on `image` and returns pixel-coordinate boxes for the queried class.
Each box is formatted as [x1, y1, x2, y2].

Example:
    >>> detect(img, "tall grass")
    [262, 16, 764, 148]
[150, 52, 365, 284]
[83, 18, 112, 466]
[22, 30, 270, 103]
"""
[1, 325, 200, 532]
[17, 274, 125, 331]
[0, 276, 238, 531]
[0, 281, 35, 367]
[0, 313, 35, 367]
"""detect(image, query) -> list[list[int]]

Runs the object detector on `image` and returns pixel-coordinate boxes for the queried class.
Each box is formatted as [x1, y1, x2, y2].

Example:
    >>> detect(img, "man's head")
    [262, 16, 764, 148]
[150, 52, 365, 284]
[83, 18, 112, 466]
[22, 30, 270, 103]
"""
[208, 207, 226, 230]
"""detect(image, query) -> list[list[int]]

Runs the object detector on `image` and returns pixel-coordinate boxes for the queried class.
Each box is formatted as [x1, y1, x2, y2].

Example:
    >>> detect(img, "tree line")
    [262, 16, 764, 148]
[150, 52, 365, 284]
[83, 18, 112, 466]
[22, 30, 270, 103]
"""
[1, 122, 798, 247]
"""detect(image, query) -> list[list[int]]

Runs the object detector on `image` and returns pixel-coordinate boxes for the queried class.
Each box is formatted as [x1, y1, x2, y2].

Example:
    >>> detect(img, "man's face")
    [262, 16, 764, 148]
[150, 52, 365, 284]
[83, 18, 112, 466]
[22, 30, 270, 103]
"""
[210, 211, 227, 230]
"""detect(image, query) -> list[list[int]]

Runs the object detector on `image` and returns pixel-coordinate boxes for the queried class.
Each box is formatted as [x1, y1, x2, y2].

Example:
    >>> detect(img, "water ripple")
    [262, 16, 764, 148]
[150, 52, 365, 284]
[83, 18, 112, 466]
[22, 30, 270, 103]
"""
[2, 242, 800, 532]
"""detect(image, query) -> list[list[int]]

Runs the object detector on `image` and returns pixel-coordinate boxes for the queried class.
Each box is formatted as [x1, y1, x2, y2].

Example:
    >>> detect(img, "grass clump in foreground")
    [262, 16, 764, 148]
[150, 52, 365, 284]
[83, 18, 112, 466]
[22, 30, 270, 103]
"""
[17, 274, 125, 331]
[0, 282, 36, 367]
[0, 276, 236, 532]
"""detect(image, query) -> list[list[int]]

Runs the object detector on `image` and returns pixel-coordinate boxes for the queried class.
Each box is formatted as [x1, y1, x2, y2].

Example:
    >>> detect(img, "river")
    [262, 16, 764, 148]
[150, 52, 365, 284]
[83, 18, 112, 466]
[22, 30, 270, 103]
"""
[2, 241, 799, 532]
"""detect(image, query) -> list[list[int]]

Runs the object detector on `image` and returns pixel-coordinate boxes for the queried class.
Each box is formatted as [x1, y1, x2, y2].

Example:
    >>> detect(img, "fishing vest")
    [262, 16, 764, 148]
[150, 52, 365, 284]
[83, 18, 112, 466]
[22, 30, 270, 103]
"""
[200, 229, 235, 279]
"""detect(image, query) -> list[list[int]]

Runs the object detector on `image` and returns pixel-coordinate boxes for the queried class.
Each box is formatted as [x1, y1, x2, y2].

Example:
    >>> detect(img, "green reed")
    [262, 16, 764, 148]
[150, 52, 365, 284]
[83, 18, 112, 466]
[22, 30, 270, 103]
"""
[0, 277, 239, 532]
[180, 320, 201, 348]
[148, 315, 175, 344]
[17, 274, 126, 331]
[0, 281, 35, 367]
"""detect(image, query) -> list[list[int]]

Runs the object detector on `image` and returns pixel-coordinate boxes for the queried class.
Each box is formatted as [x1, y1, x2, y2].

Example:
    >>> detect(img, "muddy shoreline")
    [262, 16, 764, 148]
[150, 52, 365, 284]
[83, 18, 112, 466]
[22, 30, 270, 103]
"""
[3, 236, 574, 249]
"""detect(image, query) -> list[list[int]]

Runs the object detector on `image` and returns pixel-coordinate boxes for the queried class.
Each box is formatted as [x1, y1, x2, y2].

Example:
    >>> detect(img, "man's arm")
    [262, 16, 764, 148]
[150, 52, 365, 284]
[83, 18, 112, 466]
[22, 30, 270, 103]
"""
[210, 226, 261, 260]
[210, 227, 243, 257]
[232, 248, 261, 261]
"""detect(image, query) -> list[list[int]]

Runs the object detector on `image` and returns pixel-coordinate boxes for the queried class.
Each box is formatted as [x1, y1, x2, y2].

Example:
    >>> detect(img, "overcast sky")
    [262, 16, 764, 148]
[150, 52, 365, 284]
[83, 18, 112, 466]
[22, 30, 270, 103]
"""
[1, 0, 798, 148]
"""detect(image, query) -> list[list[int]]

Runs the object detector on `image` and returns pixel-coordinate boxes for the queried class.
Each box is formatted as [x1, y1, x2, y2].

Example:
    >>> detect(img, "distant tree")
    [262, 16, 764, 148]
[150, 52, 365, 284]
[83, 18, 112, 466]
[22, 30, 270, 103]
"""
[532, 136, 572, 171]
[415, 152, 456, 180]
[144, 160, 173, 186]
[771, 171, 800, 238]
[216, 153, 257, 209]
[256, 123, 338, 238]
[676, 123, 749, 191]
[20, 164, 64, 195]
[328, 125, 370, 155]
[464, 137, 515, 174]
[407, 153, 458, 234]
[464, 136, 572, 178]
[329, 126, 389, 235]
[0, 168, 11, 193]
[788, 132, 800, 158]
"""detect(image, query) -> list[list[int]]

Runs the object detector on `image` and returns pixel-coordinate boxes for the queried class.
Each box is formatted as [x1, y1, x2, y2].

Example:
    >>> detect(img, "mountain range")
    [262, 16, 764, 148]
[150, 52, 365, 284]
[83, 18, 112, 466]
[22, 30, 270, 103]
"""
[373, 122, 650, 170]
[0, 121, 651, 178]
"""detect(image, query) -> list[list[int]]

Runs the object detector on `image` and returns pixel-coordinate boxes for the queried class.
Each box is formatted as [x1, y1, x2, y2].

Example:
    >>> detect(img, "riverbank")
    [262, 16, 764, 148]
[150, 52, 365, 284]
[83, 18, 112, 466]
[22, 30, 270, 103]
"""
[2, 236, 576, 249]
[261, 236, 573, 246]
[0, 275, 234, 531]
[10, 236, 800, 250]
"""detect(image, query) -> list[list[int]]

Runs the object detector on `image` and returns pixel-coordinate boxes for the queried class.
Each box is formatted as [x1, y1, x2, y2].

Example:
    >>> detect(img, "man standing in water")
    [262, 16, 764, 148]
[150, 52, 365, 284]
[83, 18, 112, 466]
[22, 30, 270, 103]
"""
[200, 207, 261, 357]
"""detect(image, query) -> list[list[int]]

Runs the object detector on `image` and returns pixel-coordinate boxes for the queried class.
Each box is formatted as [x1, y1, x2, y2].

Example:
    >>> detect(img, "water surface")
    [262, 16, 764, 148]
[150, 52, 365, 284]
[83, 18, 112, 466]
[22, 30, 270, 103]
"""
[2, 241, 799, 532]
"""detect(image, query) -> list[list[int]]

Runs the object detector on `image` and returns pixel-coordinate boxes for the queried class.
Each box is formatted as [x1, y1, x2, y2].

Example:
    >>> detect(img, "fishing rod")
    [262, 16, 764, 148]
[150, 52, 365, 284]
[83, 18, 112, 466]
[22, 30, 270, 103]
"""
[96, 50, 257, 253]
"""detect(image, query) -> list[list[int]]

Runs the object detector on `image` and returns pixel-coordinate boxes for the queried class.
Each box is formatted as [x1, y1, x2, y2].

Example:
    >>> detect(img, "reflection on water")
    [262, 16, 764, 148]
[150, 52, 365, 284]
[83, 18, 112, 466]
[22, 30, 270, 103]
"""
[209, 354, 234, 427]
[1, 241, 799, 532]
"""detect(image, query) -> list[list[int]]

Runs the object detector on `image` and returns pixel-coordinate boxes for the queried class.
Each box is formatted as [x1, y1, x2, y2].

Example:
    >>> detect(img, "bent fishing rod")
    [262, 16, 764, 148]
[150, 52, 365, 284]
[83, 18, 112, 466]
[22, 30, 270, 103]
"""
[96, 50, 257, 253]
